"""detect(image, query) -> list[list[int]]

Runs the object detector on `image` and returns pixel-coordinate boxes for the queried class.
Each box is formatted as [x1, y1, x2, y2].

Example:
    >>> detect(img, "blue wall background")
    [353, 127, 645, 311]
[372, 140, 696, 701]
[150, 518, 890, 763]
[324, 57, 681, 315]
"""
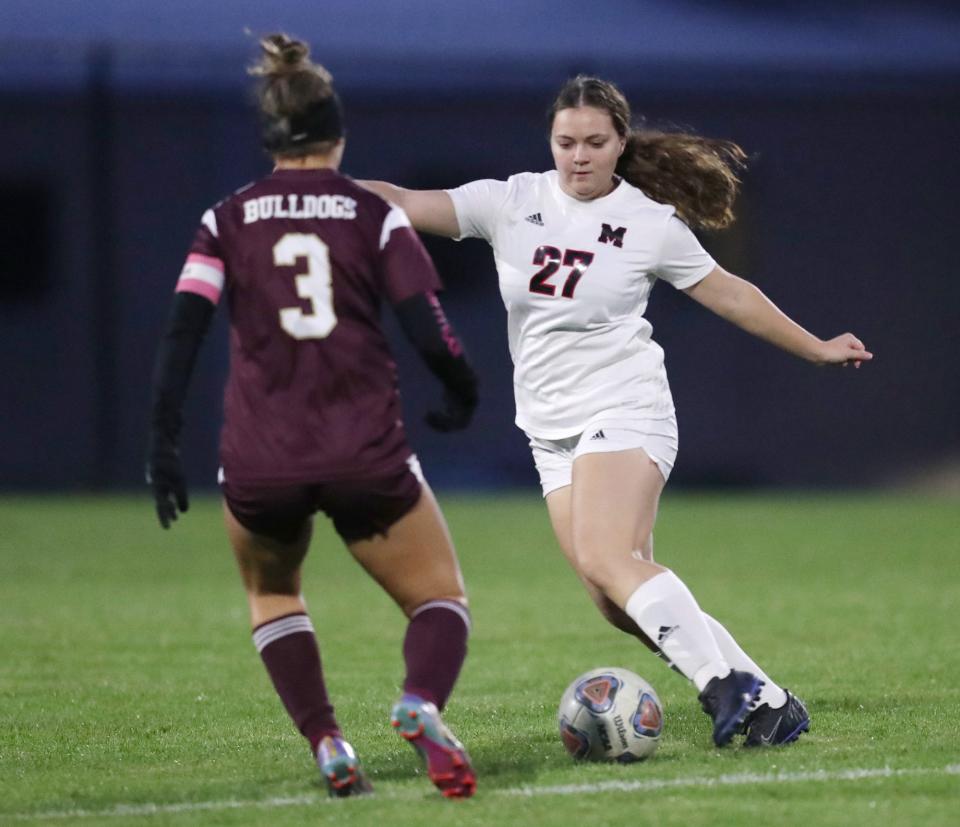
[1, 2, 958, 490]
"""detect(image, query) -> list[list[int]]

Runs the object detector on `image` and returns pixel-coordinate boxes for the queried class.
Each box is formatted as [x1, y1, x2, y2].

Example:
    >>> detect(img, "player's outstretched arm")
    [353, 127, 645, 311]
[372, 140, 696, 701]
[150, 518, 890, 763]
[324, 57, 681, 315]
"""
[359, 182, 461, 239]
[683, 266, 873, 367]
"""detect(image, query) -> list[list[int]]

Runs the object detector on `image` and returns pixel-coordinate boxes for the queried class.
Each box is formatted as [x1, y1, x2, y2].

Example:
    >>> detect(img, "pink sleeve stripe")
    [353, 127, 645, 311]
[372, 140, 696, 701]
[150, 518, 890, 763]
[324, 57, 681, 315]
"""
[176, 278, 222, 304]
[178, 256, 225, 293]
[186, 252, 225, 271]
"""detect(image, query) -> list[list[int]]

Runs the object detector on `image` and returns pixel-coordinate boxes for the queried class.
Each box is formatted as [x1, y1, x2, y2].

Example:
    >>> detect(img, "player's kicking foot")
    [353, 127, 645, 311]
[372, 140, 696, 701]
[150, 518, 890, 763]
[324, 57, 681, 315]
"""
[743, 690, 810, 747]
[698, 669, 763, 747]
[316, 734, 373, 797]
[390, 694, 477, 798]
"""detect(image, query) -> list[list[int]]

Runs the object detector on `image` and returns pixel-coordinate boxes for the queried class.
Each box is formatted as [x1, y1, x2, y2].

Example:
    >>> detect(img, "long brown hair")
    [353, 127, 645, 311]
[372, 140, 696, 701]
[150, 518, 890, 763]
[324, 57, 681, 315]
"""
[248, 33, 341, 158]
[549, 76, 746, 230]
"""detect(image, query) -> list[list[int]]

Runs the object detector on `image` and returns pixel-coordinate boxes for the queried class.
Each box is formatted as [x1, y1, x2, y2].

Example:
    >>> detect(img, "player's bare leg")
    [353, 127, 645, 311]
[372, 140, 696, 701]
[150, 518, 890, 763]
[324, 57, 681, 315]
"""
[225, 501, 311, 623]
[550, 462, 804, 745]
[546, 485, 659, 652]
[347, 482, 476, 798]
[566, 451, 761, 746]
[570, 458, 803, 746]
[567, 448, 665, 605]
[347, 482, 466, 618]
[224, 503, 372, 796]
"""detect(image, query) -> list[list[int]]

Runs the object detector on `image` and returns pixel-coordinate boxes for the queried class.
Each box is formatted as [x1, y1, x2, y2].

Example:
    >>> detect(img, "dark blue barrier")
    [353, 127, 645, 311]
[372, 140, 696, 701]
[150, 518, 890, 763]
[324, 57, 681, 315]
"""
[1, 55, 957, 490]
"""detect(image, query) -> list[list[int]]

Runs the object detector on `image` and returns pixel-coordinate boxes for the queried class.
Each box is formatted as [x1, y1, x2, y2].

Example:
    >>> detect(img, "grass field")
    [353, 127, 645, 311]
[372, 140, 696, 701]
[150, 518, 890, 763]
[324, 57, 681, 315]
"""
[2, 491, 958, 826]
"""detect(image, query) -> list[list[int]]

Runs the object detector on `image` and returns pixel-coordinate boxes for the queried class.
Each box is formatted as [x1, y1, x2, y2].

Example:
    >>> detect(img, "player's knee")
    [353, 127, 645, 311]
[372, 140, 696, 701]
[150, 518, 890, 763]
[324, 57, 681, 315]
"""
[245, 567, 299, 596]
[634, 532, 654, 561]
[398, 573, 469, 617]
[572, 541, 620, 593]
[594, 594, 639, 634]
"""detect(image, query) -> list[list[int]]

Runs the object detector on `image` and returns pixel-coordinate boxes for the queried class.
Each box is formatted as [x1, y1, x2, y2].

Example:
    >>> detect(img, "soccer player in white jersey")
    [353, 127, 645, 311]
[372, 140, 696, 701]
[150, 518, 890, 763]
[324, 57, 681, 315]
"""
[362, 75, 872, 748]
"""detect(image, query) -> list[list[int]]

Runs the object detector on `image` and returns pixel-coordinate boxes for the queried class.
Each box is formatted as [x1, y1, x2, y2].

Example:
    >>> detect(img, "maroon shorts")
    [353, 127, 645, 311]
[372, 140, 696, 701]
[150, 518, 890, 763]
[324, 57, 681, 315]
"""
[222, 462, 422, 543]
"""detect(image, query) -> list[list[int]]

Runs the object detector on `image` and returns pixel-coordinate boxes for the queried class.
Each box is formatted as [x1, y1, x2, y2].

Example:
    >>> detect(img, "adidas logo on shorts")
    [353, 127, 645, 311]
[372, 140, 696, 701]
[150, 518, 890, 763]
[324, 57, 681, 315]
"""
[589, 429, 606, 440]
[525, 212, 544, 226]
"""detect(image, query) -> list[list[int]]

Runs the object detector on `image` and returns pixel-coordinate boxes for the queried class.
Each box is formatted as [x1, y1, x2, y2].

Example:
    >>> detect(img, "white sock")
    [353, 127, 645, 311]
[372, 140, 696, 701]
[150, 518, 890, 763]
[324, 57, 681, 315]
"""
[624, 571, 730, 692]
[702, 613, 787, 709]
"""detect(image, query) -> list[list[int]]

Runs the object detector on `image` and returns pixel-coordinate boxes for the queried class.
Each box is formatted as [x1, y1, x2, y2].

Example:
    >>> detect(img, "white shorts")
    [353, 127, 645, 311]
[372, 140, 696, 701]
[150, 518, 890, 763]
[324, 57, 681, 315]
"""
[528, 414, 678, 497]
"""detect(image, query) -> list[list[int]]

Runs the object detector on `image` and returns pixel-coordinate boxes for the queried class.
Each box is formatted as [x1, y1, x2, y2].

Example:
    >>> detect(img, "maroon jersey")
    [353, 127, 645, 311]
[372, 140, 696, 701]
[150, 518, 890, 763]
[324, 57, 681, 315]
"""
[174, 168, 441, 484]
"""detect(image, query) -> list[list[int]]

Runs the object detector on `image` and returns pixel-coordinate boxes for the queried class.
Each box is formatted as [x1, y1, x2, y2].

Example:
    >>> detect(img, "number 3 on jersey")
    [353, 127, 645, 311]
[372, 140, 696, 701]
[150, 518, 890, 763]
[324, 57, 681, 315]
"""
[275, 233, 338, 339]
[529, 246, 595, 298]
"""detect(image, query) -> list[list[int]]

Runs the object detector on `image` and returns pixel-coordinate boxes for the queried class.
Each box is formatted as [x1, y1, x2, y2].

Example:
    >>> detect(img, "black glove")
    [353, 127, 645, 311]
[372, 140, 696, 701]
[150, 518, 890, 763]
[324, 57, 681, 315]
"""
[146, 434, 189, 529]
[394, 291, 478, 433]
[426, 387, 477, 433]
[146, 291, 214, 530]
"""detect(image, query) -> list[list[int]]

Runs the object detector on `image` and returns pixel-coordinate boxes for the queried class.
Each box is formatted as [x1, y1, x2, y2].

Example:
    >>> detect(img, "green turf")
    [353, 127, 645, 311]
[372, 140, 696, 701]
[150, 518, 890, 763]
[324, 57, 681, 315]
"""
[1, 491, 958, 826]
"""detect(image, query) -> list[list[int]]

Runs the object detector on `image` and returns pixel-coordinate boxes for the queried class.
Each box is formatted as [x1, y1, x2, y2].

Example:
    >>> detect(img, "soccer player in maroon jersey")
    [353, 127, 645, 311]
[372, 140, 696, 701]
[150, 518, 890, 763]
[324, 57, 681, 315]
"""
[146, 34, 477, 798]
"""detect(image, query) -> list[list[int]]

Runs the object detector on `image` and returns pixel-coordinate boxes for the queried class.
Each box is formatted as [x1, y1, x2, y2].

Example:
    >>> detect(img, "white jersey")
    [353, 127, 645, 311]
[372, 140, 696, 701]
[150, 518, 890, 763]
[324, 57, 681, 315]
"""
[447, 170, 715, 439]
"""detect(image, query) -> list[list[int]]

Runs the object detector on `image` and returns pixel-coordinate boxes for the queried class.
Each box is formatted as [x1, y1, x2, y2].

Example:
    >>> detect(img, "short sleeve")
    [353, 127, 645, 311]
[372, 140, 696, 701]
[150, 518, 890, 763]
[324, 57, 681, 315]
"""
[652, 216, 717, 289]
[378, 204, 443, 304]
[445, 178, 510, 242]
[176, 208, 226, 304]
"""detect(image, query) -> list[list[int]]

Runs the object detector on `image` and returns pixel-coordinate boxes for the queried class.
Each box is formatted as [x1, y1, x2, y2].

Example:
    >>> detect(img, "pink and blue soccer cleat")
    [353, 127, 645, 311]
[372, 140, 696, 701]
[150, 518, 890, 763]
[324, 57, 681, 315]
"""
[390, 694, 477, 798]
[316, 734, 373, 797]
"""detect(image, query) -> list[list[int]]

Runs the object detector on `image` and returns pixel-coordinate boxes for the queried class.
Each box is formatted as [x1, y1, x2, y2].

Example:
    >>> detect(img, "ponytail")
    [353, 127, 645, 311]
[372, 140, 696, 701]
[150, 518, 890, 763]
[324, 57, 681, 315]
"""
[617, 130, 746, 231]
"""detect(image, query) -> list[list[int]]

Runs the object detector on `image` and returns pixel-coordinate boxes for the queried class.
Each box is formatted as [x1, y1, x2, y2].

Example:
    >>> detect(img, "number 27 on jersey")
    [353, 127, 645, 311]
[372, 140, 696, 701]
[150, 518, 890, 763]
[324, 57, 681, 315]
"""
[529, 246, 594, 299]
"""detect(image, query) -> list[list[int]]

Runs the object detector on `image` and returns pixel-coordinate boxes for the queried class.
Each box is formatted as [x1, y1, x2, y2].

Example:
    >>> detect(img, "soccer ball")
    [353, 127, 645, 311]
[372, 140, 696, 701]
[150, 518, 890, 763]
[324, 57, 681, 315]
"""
[558, 667, 663, 762]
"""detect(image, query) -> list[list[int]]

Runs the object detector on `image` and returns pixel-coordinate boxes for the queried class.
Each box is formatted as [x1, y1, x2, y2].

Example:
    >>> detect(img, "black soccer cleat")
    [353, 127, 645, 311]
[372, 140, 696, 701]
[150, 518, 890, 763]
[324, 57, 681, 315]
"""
[743, 690, 810, 747]
[698, 669, 763, 747]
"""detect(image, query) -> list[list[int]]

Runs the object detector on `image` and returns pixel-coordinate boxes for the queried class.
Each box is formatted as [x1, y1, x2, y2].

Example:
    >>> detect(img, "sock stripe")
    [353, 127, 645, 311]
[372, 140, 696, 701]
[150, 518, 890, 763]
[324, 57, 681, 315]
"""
[410, 599, 471, 633]
[252, 613, 315, 653]
[251, 610, 308, 633]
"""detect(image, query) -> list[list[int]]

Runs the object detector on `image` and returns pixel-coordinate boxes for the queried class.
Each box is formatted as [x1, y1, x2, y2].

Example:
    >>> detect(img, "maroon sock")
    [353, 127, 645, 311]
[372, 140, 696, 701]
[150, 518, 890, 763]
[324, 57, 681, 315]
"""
[253, 612, 339, 754]
[402, 600, 471, 711]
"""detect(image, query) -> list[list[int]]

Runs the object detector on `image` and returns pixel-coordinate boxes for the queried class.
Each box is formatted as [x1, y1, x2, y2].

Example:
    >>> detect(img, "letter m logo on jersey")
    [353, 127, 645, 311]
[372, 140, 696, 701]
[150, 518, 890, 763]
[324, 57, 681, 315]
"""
[598, 223, 627, 248]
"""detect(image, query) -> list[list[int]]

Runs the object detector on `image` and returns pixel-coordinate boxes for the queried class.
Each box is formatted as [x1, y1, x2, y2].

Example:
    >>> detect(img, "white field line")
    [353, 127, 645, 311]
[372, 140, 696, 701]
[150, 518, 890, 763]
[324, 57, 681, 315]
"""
[502, 763, 960, 797]
[9, 764, 959, 821]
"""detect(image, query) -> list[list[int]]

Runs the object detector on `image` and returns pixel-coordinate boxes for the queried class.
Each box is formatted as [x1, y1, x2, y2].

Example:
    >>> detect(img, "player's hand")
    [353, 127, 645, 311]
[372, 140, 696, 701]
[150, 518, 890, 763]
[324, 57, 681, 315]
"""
[426, 389, 477, 432]
[816, 333, 873, 369]
[146, 435, 189, 529]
